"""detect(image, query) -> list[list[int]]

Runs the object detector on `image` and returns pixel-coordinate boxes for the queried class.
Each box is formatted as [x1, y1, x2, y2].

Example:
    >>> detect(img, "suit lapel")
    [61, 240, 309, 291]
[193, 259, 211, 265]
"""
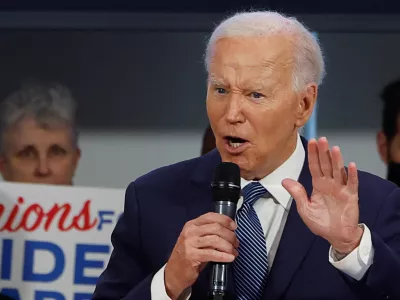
[263, 137, 316, 300]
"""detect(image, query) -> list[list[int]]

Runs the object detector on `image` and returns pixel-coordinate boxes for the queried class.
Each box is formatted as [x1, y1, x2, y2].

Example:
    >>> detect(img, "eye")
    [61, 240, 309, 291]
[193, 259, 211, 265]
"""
[17, 146, 36, 158]
[49, 145, 67, 157]
[249, 92, 264, 99]
[215, 87, 227, 94]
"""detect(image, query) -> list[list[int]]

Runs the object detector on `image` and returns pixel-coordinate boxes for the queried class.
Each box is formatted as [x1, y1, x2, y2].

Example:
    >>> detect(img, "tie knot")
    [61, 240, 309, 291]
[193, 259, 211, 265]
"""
[242, 181, 267, 207]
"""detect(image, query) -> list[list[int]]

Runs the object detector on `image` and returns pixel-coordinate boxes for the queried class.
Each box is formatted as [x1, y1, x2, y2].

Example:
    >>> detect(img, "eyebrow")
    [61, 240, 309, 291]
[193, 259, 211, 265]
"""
[15, 144, 36, 155]
[209, 77, 267, 90]
[18, 145, 35, 151]
[244, 82, 267, 91]
[208, 75, 227, 86]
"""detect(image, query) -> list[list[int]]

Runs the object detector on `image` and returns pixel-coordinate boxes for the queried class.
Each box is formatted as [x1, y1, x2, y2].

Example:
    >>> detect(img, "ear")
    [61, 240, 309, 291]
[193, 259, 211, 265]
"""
[295, 83, 318, 128]
[376, 131, 389, 164]
[71, 147, 81, 175]
[75, 147, 81, 164]
[76, 147, 81, 160]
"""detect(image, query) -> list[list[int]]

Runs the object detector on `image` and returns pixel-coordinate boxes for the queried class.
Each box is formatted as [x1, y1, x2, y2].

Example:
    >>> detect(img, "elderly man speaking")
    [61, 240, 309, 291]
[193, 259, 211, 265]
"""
[93, 11, 400, 300]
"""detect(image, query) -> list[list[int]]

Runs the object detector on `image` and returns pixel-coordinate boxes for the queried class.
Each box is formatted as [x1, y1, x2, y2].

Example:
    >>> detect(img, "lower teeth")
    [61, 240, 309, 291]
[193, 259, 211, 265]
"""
[229, 141, 243, 148]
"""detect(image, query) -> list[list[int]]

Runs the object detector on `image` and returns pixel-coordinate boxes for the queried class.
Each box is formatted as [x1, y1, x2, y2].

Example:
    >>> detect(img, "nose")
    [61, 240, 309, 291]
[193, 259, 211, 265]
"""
[225, 93, 245, 124]
[35, 157, 51, 177]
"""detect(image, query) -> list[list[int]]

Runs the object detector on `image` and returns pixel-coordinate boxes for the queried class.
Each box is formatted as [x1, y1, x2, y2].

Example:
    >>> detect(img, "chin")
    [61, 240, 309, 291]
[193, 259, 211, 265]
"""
[221, 153, 251, 172]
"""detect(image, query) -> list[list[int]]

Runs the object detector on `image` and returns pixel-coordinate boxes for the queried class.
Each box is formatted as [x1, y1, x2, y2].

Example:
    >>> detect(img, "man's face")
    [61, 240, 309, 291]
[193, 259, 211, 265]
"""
[377, 117, 400, 164]
[377, 125, 400, 185]
[387, 134, 400, 163]
[0, 117, 81, 185]
[206, 35, 317, 179]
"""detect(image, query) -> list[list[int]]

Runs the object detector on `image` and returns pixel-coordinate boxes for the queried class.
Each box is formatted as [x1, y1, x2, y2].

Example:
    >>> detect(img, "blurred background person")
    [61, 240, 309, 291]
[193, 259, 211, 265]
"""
[376, 78, 400, 185]
[0, 81, 81, 185]
[200, 124, 216, 155]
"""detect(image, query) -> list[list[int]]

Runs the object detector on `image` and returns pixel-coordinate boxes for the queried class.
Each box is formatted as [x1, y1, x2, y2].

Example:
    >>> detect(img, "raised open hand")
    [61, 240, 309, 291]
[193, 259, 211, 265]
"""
[282, 137, 363, 254]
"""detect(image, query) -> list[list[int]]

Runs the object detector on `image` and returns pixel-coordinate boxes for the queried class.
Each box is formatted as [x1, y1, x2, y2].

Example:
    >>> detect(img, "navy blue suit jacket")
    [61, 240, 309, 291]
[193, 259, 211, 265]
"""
[93, 138, 400, 300]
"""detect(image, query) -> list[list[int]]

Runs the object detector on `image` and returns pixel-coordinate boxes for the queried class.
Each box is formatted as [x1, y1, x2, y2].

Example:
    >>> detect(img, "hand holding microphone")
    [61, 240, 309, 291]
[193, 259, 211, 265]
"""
[164, 212, 238, 299]
[164, 213, 239, 299]
[164, 162, 240, 300]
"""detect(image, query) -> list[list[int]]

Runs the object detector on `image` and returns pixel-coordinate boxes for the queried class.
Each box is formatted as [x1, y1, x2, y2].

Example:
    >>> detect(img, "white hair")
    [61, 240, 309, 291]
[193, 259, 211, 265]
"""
[0, 80, 78, 152]
[204, 11, 326, 91]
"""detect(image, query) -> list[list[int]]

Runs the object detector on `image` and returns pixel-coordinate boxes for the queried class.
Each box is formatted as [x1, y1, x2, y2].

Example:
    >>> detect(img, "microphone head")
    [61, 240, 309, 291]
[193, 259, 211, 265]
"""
[211, 162, 241, 203]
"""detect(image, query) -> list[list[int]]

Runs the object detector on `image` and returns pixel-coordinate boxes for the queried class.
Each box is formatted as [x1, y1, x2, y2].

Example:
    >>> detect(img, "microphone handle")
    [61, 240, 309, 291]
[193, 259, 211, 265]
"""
[214, 200, 237, 222]
[210, 200, 237, 300]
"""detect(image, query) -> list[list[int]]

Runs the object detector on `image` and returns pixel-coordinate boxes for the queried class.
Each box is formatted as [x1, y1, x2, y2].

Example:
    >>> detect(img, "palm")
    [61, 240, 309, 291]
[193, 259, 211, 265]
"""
[307, 176, 359, 238]
[282, 138, 361, 250]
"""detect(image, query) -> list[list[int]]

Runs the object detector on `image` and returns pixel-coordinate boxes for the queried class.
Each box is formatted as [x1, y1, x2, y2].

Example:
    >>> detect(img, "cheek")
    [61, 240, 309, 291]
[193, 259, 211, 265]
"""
[207, 94, 226, 116]
[9, 159, 35, 173]
[250, 111, 289, 139]
[51, 157, 76, 172]
[246, 113, 293, 155]
[207, 101, 217, 121]
[5, 162, 36, 181]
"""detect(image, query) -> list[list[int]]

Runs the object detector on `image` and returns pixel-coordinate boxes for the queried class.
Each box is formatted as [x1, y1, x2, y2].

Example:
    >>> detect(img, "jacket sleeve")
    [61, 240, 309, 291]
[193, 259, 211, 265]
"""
[92, 182, 154, 300]
[362, 188, 400, 299]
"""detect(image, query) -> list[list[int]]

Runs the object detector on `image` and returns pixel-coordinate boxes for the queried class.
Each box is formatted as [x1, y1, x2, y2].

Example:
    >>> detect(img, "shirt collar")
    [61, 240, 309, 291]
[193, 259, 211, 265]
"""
[241, 134, 305, 211]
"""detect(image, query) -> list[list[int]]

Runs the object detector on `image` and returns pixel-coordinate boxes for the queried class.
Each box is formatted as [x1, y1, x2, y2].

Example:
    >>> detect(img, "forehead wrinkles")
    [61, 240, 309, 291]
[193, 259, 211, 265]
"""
[209, 59, 292, 91]
[208, 35, 295, 86]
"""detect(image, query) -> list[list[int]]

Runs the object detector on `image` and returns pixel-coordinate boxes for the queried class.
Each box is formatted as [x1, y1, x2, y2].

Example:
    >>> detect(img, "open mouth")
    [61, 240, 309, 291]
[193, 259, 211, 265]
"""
[224, 136, 249, 149]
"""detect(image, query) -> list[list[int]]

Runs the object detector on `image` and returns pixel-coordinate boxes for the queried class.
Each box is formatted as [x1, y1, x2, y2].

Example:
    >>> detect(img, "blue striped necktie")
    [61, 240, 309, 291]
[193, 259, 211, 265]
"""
[233, 181, 269, 300]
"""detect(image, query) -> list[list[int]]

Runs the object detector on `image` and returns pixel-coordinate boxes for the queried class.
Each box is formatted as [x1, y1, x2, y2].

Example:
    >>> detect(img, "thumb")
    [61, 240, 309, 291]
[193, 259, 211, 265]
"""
[281, 178, 309, 211]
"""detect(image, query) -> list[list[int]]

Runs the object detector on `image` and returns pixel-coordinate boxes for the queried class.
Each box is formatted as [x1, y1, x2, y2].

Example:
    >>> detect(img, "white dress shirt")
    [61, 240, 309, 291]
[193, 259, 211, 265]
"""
[151, 134, 374, 299]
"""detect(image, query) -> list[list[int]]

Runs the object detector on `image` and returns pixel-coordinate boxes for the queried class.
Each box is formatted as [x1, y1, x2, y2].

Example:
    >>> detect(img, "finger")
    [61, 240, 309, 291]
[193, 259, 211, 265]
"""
[347, 162, 359, 194]
[191, 212, 236, 230]
[308, 138, 323, 178]
[331, 146, 347, 185]
[192, 235, 238, 256]
[195, 223, 239, 247]
[194, 248, 236, 263]
[317, 137, 333, 178]
[281, 178, 309, 213]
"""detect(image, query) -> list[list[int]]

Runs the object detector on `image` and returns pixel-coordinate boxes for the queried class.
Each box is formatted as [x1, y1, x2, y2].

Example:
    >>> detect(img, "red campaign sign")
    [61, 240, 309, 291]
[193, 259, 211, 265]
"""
[0, 197, 98, 232]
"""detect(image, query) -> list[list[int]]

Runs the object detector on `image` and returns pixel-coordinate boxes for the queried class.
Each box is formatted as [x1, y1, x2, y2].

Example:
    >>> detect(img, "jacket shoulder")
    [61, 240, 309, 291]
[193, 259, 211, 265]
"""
[133, 156, 200, 189]
[358, 169, 397, 197]
[130, 149, 220, 190]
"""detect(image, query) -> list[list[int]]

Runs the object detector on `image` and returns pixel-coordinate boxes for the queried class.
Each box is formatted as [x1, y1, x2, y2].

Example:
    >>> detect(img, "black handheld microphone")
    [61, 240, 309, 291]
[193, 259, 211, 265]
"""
[209, 162, 241, 300]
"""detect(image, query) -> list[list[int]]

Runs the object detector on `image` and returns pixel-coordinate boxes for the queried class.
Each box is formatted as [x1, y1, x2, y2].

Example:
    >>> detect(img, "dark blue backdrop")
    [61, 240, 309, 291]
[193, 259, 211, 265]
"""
[0, 0, 398, 14]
